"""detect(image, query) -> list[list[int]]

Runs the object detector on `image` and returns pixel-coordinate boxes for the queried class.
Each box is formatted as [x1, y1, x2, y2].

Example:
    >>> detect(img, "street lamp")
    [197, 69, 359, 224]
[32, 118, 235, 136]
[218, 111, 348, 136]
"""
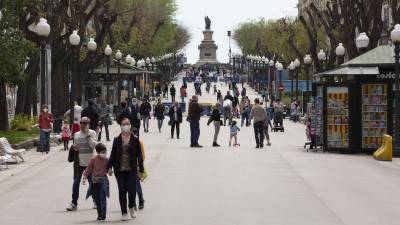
[276, 61, 283, 100]
[304, 54, 312, 92]
[391, 24, 400, 154]
[115, 50, 123, 105]
[87, 38, 97, 103]
[36, 18, 51, 107]
[318, 49, 326, 72]
[294, 58, 300, 101]
[356, 32, 370, 53]
[289, 61, 296, 101]
[68, 30, 80, 126]
[335, 43, 346, 65]
[104, 44, 112, 103]
[269, 60, 275, 101]
[125, 54, 132, 64]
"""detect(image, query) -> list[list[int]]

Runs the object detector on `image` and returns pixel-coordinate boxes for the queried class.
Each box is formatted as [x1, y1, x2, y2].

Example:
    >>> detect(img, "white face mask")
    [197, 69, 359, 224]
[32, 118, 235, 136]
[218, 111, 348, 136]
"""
[100, 153, 107, 158]
[121, 125, 131, 133]
[43, 109, 48, 113]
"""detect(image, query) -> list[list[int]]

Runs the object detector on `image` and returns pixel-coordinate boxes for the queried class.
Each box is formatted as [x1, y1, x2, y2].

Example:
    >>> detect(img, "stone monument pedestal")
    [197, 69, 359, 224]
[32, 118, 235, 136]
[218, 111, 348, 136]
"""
[196, 30, 219, 66]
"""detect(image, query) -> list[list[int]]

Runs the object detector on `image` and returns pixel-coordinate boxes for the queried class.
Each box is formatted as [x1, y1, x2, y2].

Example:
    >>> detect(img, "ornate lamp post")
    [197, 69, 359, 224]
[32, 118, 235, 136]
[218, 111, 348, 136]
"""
[303, 54, 312, 92]
[318, 49, 326, 72]
[289, 61, 296, 102]
[87, 38, 97, 102]
[294, 58, 300, 101]
[335, 43, 346, 66]
[269, 59, 275, 101]
[36, 18, 51, 107]
[276, 61, 283, 100]
[104, 45, 112, 102]
[115, 50, 123, 105]
[391, 24, 400, 153]
[68, 30, 80, 126]
[356, 32, 370, 54]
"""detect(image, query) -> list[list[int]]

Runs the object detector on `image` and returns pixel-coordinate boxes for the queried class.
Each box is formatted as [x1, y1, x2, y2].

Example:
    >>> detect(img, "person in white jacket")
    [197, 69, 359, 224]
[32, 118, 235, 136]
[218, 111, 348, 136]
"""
[64, 101, 83, 121]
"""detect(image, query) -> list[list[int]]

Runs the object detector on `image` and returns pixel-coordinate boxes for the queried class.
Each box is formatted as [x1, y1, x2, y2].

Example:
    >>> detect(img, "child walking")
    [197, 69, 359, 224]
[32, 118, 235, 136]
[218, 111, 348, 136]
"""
[83, 143, 110, 222]
[229, 120, 240, 147]
[306, 118, 316, 150]
[61, 119, 71, 151]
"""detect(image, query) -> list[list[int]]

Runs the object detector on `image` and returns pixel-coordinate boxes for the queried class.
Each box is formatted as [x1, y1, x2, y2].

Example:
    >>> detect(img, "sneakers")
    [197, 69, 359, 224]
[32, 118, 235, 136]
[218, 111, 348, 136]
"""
[129, 208, 137, 219]
[267, 142, 271, 146]
[139, 200, 145, 210]
[256, 145, 260, 149]
[66, 203, 77, 211]
[193, 144, 203, 148]
[97, 217, 106, 222]
[121, 214, 130, 221]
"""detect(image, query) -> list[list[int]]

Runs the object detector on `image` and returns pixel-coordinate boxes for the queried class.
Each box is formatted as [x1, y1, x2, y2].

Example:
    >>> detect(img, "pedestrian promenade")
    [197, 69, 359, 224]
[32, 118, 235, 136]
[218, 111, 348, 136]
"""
[1, 78, 400, 225]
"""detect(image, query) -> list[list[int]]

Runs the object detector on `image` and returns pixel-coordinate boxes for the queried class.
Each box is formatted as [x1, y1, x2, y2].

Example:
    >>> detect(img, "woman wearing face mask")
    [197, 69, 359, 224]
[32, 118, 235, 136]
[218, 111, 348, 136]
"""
[38, 104, 54, 154]
[108, 117, 144, 221]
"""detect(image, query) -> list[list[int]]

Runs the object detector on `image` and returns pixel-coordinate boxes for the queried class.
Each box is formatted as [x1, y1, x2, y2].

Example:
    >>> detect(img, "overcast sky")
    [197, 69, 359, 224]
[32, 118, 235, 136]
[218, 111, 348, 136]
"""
[175, 0, 299, 64]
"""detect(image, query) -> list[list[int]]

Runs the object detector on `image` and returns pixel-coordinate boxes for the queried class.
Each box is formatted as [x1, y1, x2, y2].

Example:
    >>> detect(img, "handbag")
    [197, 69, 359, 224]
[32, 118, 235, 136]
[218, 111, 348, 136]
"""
[168, 120, 173, 126]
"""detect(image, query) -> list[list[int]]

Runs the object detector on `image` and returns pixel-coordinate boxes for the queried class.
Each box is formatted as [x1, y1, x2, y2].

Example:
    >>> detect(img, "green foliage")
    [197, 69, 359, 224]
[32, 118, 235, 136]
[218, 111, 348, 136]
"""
[0, 128, 39, 144]
[0, 0, 37, 85]
[233, 17, 326, 65]
[111, 0, 190, 58]
[10, 114, 37, 131]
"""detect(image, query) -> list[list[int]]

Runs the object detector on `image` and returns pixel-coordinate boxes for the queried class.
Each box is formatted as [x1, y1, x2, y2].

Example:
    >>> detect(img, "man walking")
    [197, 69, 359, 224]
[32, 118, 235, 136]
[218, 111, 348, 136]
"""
[81, 100, 99, 131]
[97, 101, 111, 141]
[67, 117, 98, 211]
[187, 95, 203, 148]
[170, 84, 176, 102]
[249, 98, 267, 148]
[139, 98, 152, 133]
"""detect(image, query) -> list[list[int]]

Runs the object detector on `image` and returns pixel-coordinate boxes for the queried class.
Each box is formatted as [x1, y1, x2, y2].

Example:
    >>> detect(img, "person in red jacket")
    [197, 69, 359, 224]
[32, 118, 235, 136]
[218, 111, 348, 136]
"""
[38, 104, 54, 154]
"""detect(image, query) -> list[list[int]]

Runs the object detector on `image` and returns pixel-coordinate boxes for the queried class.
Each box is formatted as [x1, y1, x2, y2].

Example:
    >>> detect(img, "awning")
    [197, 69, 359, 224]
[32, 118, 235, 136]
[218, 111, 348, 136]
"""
[315, 66, 379, 77]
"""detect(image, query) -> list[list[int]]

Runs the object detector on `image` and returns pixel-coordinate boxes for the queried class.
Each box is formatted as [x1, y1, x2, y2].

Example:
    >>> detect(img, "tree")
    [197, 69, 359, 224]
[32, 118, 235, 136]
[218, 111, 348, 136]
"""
[0, 0, 36, 131]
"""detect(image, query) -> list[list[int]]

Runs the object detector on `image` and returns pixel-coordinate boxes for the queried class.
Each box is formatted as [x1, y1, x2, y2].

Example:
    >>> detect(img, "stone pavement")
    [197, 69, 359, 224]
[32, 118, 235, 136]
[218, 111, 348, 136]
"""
[1, 78, 400, 225]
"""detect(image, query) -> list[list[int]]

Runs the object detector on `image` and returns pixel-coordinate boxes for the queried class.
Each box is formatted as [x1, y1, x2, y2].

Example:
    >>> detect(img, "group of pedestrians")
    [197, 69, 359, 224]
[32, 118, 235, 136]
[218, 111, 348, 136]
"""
[66, 113, 145, 222]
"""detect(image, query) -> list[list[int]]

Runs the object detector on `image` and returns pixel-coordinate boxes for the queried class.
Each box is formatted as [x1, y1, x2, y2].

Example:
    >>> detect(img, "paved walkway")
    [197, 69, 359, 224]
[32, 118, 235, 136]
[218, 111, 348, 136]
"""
[1, 77, 400, 225]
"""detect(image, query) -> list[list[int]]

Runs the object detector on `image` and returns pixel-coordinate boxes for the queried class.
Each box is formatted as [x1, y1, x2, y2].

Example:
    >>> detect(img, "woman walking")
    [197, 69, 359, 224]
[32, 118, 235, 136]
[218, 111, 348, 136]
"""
[108, 117, 144, 221]
[38, 105, 54, 154]
[154, 99, 166, 133]
[240, 96, 250, 127]
[168, 101, 183, 139]
[207, 102, 222, 147]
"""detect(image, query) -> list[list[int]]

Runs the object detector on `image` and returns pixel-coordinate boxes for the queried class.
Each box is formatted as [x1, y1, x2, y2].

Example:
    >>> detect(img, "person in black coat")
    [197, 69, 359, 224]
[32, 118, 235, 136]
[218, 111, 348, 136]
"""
[81, 100, 99, 130]
[154, 99, 166, 133]
[139, 99, 152, 133]
[170, 84, 176, 102]
[207, 102, 222, 147]
[108, 117, 144, 219]
[168, 101, 183, 139]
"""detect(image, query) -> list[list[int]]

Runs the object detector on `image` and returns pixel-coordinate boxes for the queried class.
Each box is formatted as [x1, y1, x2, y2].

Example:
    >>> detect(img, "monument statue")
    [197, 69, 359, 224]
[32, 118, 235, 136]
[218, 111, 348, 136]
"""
[205, 16, 211, 30]
[197, 16, 219, 66]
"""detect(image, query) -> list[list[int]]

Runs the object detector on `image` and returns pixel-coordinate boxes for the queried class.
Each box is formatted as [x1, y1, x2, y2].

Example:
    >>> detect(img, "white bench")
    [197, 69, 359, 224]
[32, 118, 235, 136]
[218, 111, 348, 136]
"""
[0, 137, 25, 163]
[0, 154, 11, 170]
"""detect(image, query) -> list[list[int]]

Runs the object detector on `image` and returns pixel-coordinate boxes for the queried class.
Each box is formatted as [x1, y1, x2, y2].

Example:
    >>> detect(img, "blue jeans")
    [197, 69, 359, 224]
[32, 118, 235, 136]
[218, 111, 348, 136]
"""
[157, 119, 163, 130]
[93, 181, 107, 218]
[143, 116, 150, 131]
[135, 176, 144, 205]
[190, 120, 200, 145]
[241, 111, 249, 127]
[40, 130, 51, 152]
[72, 166, 94, 206]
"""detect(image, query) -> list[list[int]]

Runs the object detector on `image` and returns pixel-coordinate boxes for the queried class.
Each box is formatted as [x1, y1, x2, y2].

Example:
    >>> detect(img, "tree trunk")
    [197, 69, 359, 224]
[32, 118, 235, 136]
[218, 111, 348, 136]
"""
[15, 82, 26, 115]
[0, 82, 10, 131]
[51, 61, 70, 119]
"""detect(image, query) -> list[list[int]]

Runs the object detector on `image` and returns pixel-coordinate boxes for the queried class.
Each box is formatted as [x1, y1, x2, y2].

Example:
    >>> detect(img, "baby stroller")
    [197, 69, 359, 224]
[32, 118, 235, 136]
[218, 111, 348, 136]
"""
[272, 111, 284, 132]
